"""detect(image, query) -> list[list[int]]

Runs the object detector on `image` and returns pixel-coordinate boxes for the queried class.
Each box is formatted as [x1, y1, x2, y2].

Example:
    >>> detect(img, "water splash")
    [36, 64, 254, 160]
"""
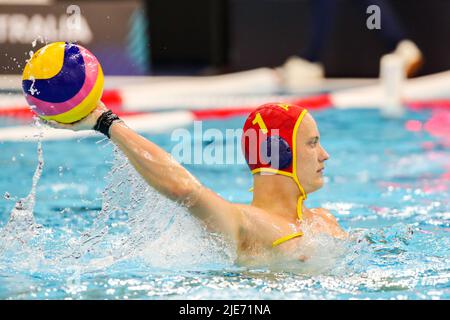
[63, 146, 236, 271]
[0, 133, 44, 268]
[27, 76, 40, 96]
[0, 139, 426, 277]
[31, 36, 45, 48]
[0, 137, 235, 281]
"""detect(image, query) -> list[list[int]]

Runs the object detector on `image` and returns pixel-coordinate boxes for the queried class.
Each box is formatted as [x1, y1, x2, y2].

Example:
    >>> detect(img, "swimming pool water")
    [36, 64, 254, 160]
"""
[0, 108, 449, 299]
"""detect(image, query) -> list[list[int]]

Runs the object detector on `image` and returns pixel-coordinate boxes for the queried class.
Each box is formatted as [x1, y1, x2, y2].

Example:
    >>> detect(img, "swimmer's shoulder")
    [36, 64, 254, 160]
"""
[232, 203, 280, 245]
[310, 207, 348, 238]
[311, 207, 337, 222]
[233, 203, 270, 230]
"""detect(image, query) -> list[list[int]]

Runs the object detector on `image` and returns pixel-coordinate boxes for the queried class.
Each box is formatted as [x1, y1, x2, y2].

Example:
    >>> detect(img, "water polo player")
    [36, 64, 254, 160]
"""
[48, 101, 347, 265]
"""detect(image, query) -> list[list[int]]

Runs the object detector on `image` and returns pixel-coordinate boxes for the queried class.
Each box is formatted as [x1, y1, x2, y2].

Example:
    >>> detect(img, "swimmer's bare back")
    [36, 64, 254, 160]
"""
[48, 102, 347, 265]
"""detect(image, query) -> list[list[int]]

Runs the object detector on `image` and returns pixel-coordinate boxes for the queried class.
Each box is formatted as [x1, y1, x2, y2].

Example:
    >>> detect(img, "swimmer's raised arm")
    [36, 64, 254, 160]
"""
[48, 102, 242, 240]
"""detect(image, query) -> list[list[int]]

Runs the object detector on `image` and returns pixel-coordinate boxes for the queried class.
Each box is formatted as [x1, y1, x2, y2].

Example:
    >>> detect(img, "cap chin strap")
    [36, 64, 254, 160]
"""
[292, 109, 309, 221]
[296, 193, 306, 220]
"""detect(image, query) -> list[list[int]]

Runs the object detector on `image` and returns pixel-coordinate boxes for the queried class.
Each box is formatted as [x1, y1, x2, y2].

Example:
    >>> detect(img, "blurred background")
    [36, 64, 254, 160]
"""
[0, 0, 449, 77]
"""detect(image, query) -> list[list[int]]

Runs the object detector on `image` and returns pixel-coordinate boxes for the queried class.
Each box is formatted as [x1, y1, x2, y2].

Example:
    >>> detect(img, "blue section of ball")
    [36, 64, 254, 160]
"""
[22, 44, 85, 103]
[260, 135, 292, 170]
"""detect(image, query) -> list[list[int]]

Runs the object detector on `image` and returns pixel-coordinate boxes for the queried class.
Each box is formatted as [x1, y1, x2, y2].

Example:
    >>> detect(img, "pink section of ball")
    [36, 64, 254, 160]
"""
[25, 46, 99, 116]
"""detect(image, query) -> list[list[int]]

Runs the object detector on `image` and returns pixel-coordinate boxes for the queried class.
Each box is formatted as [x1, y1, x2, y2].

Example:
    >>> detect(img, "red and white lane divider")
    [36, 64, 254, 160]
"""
[0, 89, 124, 119]
[2, 70, 450, 119]
[0, 93, 332, 141]
[1, 70, 450, 141]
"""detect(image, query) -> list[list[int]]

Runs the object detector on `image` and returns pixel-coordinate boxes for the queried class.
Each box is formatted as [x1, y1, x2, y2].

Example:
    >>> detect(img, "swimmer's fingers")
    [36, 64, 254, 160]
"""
[44, 119, 88, 131]
[46, 118, 95, 132]
[44, 119, 76, 131]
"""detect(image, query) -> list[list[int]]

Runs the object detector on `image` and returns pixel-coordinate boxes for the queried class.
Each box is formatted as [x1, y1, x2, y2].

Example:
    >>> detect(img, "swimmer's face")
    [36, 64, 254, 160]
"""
[295, 113, 329, 194]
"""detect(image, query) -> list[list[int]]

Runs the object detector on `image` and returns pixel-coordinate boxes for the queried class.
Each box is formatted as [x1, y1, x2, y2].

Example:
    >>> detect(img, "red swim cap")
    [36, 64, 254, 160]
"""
[241, 102, 309, 219]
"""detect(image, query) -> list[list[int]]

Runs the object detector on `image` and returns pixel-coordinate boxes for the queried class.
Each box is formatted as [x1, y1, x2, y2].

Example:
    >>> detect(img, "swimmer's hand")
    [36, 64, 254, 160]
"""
[44, 101, 108, 131]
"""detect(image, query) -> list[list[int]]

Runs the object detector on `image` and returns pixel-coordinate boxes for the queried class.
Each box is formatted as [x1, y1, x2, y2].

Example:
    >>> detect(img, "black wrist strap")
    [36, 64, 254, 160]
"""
[93, 110, 121, 138]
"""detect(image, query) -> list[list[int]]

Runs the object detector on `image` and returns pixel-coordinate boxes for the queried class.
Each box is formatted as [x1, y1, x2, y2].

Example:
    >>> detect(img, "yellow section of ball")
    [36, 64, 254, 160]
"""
[22, 42, 66, 80]
[40, 64, 104, 124]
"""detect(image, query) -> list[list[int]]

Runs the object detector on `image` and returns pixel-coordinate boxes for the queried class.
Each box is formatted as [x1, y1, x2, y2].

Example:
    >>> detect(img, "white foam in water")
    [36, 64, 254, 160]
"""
[64, 146, 236, 271]
[108, 147, 236, 269]
[257, 224, 353, 275]
[0, 126, 414, 279]
[0, 135, 356, 275]
[0, 135, 235, 276]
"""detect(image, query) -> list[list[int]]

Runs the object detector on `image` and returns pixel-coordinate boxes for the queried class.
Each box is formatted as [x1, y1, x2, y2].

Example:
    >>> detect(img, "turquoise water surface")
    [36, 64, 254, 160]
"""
[0, 108, 448, 299]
